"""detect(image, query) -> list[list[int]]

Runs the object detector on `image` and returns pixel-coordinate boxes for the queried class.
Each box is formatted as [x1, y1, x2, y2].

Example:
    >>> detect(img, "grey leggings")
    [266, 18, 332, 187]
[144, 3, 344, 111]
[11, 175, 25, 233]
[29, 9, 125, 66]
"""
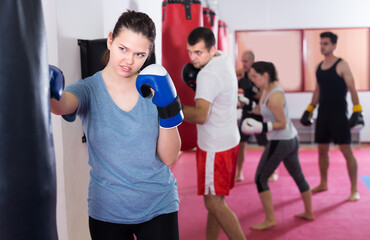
[255, 136, 309, 193]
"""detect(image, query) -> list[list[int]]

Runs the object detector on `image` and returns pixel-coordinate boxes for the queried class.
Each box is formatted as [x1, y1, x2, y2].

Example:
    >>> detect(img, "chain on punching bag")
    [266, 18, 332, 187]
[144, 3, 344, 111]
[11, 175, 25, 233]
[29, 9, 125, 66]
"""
[0, 0, 58, 239]
[162, 0, 203, 151]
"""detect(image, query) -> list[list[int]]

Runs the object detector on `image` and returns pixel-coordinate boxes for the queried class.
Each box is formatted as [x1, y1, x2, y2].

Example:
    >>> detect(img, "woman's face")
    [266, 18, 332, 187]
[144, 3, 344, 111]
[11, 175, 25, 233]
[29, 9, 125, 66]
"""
[249, 68, 266, 88]
[107, 28, 151, 78]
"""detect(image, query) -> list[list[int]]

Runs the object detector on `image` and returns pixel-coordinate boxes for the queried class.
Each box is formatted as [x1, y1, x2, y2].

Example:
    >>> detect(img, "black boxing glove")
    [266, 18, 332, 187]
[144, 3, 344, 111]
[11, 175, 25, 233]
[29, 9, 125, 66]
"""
[181, 62, 199, 91]
[300, 104, 315, 126]
[349, 104, 365, 131]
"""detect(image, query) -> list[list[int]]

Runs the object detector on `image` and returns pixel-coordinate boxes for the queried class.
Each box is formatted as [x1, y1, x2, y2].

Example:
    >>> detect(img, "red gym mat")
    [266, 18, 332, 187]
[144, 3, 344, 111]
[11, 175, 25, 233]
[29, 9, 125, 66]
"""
[172, 146, 370, 240]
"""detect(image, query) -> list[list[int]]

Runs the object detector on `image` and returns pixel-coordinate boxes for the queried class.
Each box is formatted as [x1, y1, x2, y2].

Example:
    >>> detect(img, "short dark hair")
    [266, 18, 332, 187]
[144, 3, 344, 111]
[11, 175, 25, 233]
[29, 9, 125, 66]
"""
[320, 31, 338, 44]
[187, 27, 215, 51]
[251, 61, 278, 83]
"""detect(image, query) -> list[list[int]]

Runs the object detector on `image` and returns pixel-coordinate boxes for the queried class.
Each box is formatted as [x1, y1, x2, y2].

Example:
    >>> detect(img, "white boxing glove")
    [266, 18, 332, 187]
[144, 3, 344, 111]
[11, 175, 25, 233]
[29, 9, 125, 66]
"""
[238, 94, 257, 110]
[241, 118, 273, 135]
[238, 94, 250, 104]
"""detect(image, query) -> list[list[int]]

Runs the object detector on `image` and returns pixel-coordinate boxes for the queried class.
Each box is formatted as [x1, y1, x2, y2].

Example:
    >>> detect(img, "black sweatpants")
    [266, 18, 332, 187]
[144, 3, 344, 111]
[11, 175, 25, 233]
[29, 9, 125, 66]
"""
[89, 212, 179, 240]
[255, 137, 309, 193]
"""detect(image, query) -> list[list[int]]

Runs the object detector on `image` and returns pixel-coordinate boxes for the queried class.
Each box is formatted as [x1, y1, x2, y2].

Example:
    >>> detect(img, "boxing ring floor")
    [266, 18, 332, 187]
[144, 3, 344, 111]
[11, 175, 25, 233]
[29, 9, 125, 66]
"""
[171, 144, 370, 240]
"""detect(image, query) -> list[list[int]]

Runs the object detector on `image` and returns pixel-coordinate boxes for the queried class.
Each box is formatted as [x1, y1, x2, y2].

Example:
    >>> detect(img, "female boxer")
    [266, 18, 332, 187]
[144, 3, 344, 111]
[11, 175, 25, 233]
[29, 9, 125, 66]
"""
[242, 61, 315, 230]
[50, 10, 181, 240]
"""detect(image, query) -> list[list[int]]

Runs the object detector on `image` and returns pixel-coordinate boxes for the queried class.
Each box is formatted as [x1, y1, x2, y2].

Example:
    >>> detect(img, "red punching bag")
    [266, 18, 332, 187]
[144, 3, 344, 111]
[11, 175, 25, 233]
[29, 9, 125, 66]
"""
[162, 0, 203, 151]
[203, 7, 218, 46]
[217, 20, 229, 55]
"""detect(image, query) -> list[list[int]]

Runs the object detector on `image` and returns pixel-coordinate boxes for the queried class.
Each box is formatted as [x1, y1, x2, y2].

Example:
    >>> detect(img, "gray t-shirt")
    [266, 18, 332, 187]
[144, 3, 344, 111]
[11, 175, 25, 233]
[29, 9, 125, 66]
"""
[260, 84, 297, 140]
[63, 72, 179, 224]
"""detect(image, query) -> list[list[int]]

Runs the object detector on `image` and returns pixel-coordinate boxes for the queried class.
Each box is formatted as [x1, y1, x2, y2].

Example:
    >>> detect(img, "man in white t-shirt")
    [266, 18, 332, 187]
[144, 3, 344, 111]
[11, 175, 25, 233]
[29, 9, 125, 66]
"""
[182, 27, 245, 240]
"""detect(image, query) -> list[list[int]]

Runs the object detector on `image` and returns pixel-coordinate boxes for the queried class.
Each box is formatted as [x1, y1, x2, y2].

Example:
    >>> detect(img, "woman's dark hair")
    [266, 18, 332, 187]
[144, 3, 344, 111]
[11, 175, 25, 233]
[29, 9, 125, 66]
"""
[187, 27, 216, 51]
[102, 10, 156, 65]
[251, 61, 278, 83]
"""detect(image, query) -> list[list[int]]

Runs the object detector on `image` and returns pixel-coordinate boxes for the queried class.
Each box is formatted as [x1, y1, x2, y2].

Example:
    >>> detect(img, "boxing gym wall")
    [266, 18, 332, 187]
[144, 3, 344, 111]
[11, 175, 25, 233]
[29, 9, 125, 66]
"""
[162, 0, 230, 151]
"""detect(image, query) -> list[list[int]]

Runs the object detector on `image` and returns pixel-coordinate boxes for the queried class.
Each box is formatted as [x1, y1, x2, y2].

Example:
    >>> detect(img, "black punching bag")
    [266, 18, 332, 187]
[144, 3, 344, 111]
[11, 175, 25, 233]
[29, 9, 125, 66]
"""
[0, 1, 58, 240]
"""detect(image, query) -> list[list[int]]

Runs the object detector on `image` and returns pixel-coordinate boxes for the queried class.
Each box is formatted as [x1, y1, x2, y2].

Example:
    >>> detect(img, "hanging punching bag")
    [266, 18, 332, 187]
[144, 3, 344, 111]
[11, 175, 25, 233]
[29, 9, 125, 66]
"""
[203, 7, 218, 47]
[162, 0, 203, 151]
[0, 1, 58, 239]
[217, 20, 229, 55]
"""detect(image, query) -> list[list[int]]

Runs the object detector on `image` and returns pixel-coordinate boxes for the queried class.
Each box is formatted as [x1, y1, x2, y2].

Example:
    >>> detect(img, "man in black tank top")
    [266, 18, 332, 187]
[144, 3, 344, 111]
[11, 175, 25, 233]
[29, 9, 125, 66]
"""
[302, 32, 363, 201]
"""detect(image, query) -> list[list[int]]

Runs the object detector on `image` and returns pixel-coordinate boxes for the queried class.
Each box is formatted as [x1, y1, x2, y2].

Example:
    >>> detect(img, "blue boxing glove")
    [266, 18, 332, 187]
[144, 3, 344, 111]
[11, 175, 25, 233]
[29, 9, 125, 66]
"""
[49, 65, 65, 100]
[136, 64, 184, 128]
